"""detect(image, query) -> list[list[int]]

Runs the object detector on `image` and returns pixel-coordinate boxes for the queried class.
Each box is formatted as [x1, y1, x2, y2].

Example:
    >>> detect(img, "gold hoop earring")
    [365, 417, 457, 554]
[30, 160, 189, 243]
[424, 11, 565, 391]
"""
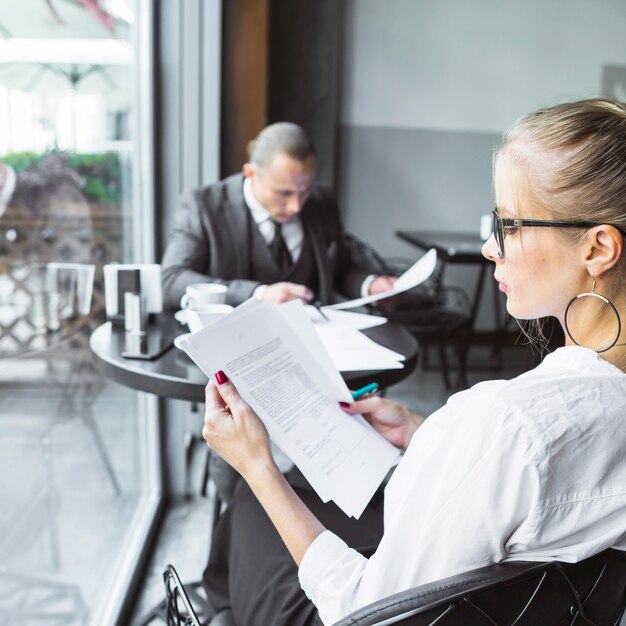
[564, 278, 622, 353]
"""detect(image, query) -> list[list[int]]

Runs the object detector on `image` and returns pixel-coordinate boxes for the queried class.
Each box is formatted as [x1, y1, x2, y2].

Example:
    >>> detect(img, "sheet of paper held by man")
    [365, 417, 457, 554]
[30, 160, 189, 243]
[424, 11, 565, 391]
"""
[327, 247, 437, 310]
[178, 301, 401, 518]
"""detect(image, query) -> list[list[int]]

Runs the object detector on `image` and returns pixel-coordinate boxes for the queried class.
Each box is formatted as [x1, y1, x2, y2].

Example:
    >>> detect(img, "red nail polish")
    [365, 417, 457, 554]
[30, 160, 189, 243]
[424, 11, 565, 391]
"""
[215, 370, 229, 385]
[338, 401, 350, 409]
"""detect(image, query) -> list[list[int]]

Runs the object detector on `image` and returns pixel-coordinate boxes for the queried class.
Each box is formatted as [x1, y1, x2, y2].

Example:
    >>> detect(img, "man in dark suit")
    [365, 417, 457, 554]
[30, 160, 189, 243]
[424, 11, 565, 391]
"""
[161, 122, 395, 309]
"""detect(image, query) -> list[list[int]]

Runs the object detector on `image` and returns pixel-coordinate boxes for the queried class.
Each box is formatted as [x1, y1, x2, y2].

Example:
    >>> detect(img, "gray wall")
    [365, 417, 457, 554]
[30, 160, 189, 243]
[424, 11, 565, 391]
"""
[337, 0, 626, 328]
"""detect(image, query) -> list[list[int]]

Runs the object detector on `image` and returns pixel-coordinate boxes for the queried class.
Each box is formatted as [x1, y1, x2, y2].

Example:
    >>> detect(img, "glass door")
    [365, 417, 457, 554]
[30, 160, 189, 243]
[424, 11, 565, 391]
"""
[0, 1, 160, 624]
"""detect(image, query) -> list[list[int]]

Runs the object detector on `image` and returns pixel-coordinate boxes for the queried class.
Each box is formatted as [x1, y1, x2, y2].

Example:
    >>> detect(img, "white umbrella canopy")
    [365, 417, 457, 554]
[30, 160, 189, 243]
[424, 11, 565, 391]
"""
[0, 1, 136, 155]
[0, 0, 134, 40]
[0, 39, 133, 96]
[0, 38, 132, 65]
[0, 0, 134, 96]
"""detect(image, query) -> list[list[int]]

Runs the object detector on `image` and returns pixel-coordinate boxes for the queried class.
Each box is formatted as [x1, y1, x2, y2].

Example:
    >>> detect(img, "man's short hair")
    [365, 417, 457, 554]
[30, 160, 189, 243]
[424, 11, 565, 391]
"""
[247, 122, 316, 168]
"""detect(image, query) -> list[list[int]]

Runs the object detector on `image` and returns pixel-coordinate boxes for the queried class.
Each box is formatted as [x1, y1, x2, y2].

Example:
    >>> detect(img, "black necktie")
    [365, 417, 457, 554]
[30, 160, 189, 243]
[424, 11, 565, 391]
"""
[269, 221, 292, 272]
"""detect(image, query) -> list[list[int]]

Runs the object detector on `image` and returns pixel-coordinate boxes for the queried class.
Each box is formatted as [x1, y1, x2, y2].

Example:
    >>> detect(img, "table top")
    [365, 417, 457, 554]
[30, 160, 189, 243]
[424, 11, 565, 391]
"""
[396, 229, 488, 263]
[90, 314, 419, 403]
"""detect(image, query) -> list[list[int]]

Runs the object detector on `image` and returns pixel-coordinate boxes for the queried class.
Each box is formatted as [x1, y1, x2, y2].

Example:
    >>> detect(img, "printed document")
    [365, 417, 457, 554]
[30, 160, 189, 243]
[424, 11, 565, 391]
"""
[327, 248, 437, 310]
[178, 300, 401, 518]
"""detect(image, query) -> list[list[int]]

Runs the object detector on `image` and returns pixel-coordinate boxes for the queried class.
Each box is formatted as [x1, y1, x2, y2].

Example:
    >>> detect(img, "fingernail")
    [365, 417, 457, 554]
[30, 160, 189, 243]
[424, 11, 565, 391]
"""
[215, 370, 229, 385]
[338, 401, 350, 409]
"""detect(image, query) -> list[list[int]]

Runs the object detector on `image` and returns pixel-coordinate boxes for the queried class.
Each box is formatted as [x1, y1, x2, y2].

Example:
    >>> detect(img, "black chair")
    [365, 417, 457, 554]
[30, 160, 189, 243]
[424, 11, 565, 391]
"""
[133, 565, 213, 626]
[156, 548, 626, 626]
[383, 257, 473, 390]
[332, 548, 626, 626]
[337, 235, 474, 390]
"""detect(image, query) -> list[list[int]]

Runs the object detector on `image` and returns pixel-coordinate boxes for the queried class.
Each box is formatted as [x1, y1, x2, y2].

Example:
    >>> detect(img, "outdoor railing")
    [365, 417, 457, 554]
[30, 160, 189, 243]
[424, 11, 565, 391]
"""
[0, 207, 126, 355]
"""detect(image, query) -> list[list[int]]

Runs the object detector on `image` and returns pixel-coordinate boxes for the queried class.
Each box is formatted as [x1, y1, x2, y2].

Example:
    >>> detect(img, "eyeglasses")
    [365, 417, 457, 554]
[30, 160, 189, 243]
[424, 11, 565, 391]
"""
[491, 210, 608, 259]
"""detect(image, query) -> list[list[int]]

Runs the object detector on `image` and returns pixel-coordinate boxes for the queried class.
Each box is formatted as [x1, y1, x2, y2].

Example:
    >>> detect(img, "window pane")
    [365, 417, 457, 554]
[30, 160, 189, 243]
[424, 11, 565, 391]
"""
[0, 2, 159, 624]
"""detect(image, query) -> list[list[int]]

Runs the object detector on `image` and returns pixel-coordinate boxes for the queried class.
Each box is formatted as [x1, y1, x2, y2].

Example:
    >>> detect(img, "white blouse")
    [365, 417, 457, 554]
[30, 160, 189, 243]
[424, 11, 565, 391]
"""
[299, 346, 626, 625]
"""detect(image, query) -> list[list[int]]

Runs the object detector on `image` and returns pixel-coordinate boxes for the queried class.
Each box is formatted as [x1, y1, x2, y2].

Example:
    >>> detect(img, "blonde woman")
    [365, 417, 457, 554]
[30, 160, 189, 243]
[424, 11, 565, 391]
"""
[202, 99, 626, 626]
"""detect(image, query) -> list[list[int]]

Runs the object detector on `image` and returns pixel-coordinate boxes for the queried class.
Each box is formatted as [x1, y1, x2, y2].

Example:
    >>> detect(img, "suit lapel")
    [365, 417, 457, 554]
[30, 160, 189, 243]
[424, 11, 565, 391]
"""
[221, 175, 252, 277]
[302, 212, 334, 304]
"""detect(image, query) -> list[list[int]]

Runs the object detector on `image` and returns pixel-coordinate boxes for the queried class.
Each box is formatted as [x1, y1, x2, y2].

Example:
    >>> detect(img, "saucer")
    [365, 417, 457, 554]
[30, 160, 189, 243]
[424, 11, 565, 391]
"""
[173, 333, 190, 350]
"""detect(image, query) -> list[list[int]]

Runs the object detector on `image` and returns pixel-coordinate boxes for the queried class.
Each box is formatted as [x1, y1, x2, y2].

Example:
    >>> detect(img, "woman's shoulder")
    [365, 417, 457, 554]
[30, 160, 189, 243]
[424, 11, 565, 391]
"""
[442, 346, 625, 461]
[450, 346, 624, 408]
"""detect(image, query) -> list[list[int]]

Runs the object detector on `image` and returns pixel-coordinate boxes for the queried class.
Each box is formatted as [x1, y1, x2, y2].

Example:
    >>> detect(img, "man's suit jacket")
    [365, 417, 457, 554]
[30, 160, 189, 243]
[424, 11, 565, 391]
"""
[161, 174, 386, 308]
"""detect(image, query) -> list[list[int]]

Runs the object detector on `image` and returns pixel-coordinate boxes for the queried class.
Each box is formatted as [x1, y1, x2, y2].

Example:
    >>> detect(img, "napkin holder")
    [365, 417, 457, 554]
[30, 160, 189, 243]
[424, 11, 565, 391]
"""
[104, 264, 163, 328]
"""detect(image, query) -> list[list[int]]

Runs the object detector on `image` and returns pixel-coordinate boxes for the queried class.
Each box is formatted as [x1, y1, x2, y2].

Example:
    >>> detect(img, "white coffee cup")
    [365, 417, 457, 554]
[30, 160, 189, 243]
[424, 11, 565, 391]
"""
[180, 283, 228, 310]
[186, 303, 234, 333]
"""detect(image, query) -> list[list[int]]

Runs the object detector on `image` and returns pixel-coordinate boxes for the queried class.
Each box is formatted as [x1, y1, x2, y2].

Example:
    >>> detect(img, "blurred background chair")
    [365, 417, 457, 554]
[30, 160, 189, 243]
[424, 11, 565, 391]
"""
[383, 258, 473, 390]
[0, 435, 89, 626]
[0, 569, 88, 626]
[0, 260, 121, 495]
[348, 237, 473, 391]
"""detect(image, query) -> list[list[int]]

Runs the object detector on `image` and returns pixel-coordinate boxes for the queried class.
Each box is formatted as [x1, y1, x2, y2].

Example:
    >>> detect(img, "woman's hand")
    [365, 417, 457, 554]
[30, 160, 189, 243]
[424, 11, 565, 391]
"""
[202, 371, 275, 479]
[340, 396, 424, 449]
[203, 371, 326, 567]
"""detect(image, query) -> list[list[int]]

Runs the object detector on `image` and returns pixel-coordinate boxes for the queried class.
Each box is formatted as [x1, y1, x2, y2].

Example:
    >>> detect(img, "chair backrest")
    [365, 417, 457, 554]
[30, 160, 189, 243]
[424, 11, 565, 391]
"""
[333, 548, 626, 626]
[341, 233, 393, 278]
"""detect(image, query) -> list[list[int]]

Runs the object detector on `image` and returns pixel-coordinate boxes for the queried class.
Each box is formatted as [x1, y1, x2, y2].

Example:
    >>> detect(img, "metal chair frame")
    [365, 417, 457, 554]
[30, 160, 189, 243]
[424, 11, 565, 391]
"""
[149, 549, 626, 626]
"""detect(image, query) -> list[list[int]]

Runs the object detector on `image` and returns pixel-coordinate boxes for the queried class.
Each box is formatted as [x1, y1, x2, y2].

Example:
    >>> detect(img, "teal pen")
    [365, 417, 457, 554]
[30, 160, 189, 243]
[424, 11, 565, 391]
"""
[351, 382, 379, 400]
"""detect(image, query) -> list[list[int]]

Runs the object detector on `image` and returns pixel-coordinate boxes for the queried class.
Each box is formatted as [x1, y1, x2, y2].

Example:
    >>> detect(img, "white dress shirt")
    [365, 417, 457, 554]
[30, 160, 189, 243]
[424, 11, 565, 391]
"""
[299, 346, 626, 625]
[243, 178, 304, 261]
[243, 178, 375, 299]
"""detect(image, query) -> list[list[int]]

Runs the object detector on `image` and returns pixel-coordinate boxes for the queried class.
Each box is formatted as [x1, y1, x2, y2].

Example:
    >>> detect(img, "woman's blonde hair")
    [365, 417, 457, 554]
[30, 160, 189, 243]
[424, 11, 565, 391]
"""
[496, 98, 626, 350]
[497, 98, 626, 234]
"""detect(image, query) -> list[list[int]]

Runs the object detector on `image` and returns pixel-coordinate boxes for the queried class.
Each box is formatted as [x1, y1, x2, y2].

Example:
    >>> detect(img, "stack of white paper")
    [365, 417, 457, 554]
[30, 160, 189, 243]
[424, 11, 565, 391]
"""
[300, 248, 438, 371]
[305, 306, 388, 330]
[314, 324, 405, 371]
[178, 298, 401, 518]
[303, 306, 404, 371]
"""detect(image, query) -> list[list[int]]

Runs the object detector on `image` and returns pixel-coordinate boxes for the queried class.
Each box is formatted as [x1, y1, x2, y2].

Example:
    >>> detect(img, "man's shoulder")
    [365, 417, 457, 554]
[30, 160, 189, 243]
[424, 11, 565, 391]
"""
[198, 172, 243, 198]
[305, 184, 337, 216]
[185, 173, 244, 211]
[309, 183, 335, 202]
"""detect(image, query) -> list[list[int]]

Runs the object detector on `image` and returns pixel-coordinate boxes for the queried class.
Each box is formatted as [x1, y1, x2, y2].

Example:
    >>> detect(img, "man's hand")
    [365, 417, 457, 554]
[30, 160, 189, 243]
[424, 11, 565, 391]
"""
[368, 276, 396, 295]
[369, 275, 399, 312]
[340, 396, 424, 449]
[203, 373, 275, 479]
[262, 282, 314, 304]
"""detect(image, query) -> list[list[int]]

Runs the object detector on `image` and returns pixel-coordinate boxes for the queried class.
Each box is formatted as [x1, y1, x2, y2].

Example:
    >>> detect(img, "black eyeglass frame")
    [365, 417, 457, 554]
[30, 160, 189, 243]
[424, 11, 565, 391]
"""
[491, 210, 620, 259]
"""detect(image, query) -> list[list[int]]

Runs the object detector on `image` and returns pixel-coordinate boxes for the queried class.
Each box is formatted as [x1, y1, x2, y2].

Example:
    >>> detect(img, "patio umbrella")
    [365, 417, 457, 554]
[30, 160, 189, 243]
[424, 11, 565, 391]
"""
[0, 0, 133, 40]
[0, 37, 132, 94]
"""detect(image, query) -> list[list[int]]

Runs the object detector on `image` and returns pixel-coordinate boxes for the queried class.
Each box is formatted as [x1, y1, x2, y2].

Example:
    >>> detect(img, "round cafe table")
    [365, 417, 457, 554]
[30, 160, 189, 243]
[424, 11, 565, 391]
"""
[90, 313, 418, 403]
